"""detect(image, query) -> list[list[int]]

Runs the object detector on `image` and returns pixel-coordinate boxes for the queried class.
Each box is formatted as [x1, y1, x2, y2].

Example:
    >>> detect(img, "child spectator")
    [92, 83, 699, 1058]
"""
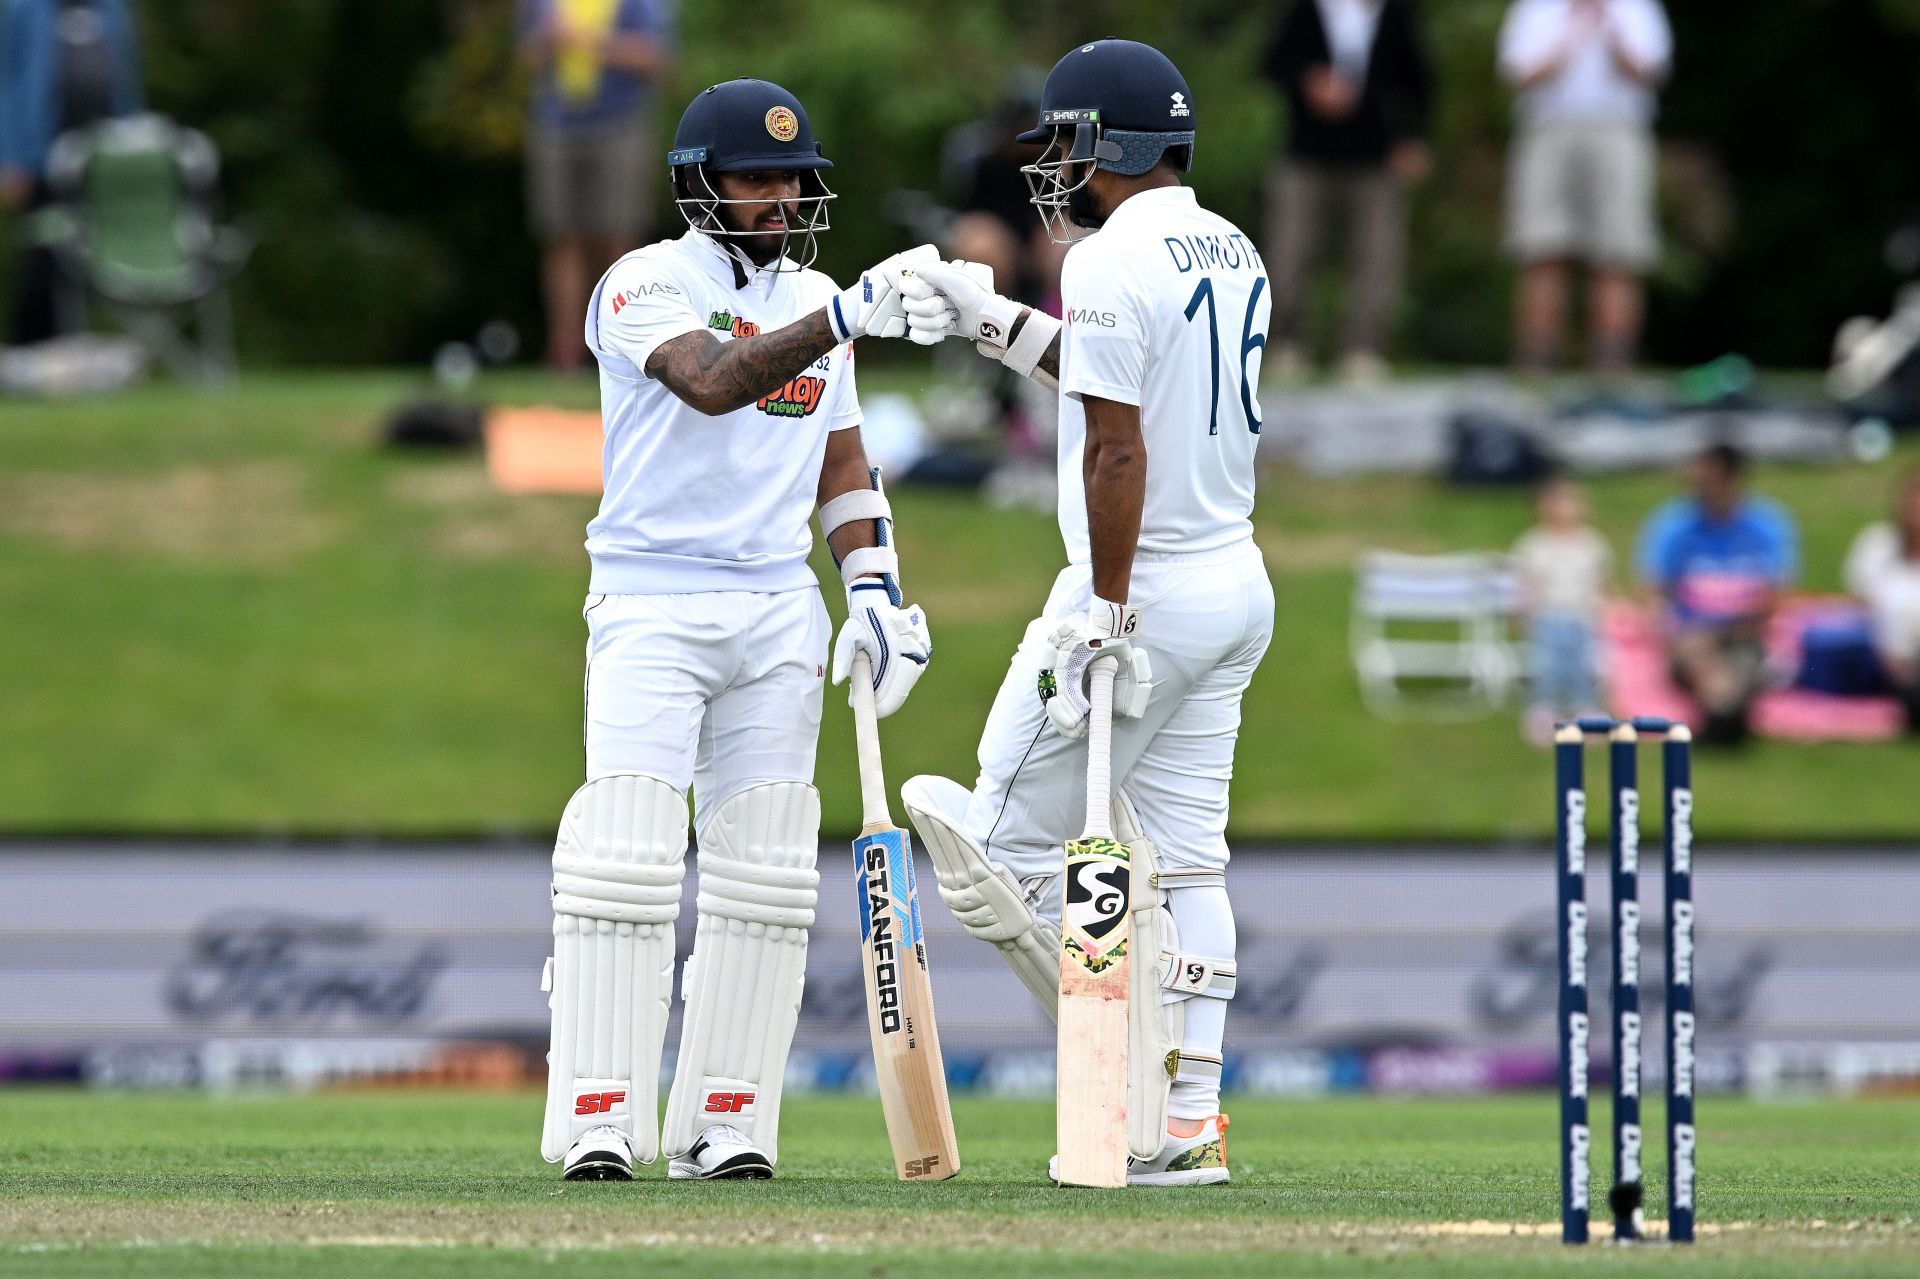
[1844, 464, 1920, 732]
[1514, 475, 1613, 741]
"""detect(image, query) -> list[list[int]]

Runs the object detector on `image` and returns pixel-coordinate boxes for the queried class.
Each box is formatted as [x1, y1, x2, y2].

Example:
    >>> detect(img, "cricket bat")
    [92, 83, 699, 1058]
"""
[849, 651, 961, 1181]
[1055, 654, 1131, 1187]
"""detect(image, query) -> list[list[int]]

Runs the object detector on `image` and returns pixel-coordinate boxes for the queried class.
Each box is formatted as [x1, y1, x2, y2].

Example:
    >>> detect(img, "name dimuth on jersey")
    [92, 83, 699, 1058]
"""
[1163, 233, 1263, 274]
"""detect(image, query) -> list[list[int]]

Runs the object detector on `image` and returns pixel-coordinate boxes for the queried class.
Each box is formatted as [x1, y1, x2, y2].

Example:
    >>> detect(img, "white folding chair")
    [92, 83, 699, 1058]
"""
[1351, 550, 1520, 720]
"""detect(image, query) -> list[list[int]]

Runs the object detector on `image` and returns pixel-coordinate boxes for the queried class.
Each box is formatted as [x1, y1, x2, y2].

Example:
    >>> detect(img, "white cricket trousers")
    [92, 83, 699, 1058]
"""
[582, 588, 829, 831]
[958, 537, 1274, 879]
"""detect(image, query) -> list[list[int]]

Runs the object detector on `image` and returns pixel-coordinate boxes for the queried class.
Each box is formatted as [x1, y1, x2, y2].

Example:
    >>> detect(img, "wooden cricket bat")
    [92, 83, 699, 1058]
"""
[1055, 654, 1131, 1187]
[849, 651, 960, 1181]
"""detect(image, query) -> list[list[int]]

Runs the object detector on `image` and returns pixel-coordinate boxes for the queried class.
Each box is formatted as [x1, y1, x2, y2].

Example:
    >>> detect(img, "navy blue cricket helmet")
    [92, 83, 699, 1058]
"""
[668, 79, 836, 269]
[1018, 39, 1195, 240]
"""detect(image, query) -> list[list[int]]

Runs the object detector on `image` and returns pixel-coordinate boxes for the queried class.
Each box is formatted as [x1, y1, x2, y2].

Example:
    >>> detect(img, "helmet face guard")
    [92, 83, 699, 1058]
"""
[670, 149, 837, 272]
[1020, 109, 1195, 244]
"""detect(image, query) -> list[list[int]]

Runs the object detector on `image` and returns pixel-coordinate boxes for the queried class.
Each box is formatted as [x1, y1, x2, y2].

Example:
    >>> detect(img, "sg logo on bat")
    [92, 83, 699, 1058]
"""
[1062, 840, 1131, 974]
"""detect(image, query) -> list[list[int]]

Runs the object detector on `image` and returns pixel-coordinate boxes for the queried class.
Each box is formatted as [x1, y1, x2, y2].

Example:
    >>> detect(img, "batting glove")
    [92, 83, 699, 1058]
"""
[895, 259, 1015, 351]
[832, 579, 932, 718]
[1040, 599, 1153, 739]
[828, 244, 941, 342]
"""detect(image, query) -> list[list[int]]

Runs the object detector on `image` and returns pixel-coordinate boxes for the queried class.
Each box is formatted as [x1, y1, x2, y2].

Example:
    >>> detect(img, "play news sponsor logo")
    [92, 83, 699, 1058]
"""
[863, 847, 904, 1035]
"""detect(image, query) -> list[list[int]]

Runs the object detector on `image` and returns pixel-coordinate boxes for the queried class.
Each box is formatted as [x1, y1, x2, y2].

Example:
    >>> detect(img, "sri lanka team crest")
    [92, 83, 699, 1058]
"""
[758, 374, 827, 417]
[765, 106, 799, 142]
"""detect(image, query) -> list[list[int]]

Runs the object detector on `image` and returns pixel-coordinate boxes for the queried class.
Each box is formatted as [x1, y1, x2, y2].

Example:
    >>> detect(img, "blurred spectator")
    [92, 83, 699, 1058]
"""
[1498, 0, 1670, 376]
[517, 0, 671, 371]
[0, 0, 144, 344]
[1637, 443, 1798, 746]
[945, 97, 1065, 315]
[1844, 465, 1920, 732]
[1262, 0, 1432, 385]
[1513, 474, 1612, 740]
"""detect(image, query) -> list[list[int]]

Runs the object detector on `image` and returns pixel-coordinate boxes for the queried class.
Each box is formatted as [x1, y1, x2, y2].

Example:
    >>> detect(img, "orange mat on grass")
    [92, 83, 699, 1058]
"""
[485, 407, 604, 495]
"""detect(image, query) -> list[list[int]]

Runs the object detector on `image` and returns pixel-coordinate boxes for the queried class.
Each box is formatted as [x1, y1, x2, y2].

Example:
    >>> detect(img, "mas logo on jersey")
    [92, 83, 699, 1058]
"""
[757, 374, 827, 418]
[765, 106, 799, 142]
[610, 282, 679, 314]
[708, 310, 761, 339]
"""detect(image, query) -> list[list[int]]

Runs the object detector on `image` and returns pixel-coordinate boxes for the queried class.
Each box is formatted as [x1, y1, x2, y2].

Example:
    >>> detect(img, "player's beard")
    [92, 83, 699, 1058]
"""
[1067, 179, 1107, 232]
[724, 203, 797, 266]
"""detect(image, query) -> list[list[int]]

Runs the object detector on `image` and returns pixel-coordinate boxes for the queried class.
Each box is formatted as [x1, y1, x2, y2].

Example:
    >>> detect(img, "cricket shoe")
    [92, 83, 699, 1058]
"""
[668, 1124, 774, 1180]
[563, 1124, 634, 1181]
[1048, 1114, 1231, 1187]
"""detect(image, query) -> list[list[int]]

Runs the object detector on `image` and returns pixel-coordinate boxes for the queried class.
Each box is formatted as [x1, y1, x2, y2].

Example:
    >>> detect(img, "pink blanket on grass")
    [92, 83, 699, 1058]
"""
[1603, 599, 1905, 742]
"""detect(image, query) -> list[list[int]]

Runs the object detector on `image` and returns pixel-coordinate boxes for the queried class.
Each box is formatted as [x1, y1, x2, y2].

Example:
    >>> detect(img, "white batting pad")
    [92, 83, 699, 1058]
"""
[541, 773, 688, 1165]
[903, 774, 1063, 1017]
[662, 782, 821, 1163]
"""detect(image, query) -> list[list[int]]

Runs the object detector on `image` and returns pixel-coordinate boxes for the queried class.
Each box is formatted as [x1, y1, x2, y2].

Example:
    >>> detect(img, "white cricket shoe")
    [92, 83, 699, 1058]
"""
[1048, 1114, 1231, 1187]
[563, 1124, 634, 1181]
[668, 1124, 774, 1180]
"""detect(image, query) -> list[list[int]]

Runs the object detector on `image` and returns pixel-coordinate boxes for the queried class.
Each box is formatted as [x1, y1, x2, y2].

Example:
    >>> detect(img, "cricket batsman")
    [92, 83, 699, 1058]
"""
[897, 39, 1274, 1185]
[539, 77, 943, 1181]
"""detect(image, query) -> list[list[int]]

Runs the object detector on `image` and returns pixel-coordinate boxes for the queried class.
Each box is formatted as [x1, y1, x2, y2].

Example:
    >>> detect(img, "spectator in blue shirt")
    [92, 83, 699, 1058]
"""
[517, 0, 672, 371]
[0, 0, 144, 343]
[1636, 442, 1799, 744]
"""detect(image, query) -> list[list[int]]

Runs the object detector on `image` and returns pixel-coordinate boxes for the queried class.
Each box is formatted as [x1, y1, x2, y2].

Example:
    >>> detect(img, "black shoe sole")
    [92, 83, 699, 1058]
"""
[564, 1155, 634, 1181]
[705, 1154, 774, 1180]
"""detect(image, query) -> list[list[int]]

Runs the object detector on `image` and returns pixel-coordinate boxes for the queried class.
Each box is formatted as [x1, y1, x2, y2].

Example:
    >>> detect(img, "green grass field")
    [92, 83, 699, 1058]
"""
[1, 1091, 1915, 1276]
[1, 369, 1916, 838]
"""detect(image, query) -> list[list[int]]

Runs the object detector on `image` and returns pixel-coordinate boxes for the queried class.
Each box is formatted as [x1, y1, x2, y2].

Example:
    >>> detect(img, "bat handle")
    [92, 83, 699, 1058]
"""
[1083, 653, 1117, 841]
[849, 650, 890, 828]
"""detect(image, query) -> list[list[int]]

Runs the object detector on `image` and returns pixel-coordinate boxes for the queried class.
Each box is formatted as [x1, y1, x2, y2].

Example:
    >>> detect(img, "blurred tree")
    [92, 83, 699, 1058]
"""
[88, 0, 1919, 369]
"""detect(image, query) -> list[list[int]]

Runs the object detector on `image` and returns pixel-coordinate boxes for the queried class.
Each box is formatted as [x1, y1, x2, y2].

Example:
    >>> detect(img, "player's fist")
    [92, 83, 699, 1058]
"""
[897, 259, 1016, 352]
[829, 244, 940, 342]
[1039, 601, 1152, 739]
[833, 580, 932, 717]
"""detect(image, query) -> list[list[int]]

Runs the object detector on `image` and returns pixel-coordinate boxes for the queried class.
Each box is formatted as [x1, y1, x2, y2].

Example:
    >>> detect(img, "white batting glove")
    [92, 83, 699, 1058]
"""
[1039, 599, 1152, 739]
[897, 259, 1017, 352]
[828, 244, 941, 342]
[832, 579, 932, 717]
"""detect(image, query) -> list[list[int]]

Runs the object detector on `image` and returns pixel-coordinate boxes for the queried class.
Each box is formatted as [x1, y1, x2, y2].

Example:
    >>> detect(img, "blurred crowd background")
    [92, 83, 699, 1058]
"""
[1, 0, 1917, 370]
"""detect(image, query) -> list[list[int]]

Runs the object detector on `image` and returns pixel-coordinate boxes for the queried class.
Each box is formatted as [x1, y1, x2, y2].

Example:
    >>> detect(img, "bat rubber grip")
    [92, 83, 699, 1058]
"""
[849, 651, 890, 829]
[1083, 655, 1117, 840]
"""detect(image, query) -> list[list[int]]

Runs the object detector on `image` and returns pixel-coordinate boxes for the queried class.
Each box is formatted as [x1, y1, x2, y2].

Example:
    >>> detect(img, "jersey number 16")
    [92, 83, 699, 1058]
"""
[1184, 276, 1269, 436]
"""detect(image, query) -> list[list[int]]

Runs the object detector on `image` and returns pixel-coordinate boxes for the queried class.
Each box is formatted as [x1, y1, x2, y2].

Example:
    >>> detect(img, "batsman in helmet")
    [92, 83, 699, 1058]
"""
[537, 78, 946, 1182]
[896, 39, 1275, 1185]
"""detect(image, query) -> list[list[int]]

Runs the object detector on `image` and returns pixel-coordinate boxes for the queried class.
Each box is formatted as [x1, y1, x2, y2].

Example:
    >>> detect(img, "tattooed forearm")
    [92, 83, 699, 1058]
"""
[644, 310, 840, 415]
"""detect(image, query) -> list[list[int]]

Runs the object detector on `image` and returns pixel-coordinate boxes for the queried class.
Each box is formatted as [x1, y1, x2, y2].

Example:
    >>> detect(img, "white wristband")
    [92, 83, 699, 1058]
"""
[1002, 310, 1061, 382]
[1088, 597, 1140, 640]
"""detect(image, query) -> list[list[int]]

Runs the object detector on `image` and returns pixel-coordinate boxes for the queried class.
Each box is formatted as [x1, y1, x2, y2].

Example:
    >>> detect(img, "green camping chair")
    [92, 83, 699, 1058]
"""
[34, 114, 252, 380]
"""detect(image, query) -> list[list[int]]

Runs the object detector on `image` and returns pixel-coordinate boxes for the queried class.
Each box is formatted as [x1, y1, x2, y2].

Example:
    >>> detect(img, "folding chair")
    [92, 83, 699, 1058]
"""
[1351, 550, 1521, 720]
[33, 114, 253, 381]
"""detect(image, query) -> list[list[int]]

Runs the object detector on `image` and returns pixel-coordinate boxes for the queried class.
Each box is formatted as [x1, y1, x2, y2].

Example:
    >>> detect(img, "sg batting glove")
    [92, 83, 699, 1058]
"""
[896, 259, 1015, 351]
[1040, 599, 1152, 739]
[832, 579, 932, 718]
[829, 244, 941, 342]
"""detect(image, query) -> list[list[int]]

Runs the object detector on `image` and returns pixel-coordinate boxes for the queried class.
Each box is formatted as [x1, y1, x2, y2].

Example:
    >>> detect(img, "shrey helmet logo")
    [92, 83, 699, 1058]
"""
[765, 106, 799, 142]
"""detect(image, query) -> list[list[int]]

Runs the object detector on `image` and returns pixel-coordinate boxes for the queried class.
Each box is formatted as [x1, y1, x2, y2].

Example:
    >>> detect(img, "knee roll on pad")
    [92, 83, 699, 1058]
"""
[903, 774, 1063, 1018]
[541, 773, 688, 1165]
[662, 782, 820, 1163]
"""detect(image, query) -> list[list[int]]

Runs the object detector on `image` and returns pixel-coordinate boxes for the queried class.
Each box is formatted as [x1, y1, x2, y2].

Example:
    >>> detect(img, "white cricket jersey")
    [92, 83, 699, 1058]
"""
[1056, 186, 1270, 564]
[583, 228, 861, 595]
